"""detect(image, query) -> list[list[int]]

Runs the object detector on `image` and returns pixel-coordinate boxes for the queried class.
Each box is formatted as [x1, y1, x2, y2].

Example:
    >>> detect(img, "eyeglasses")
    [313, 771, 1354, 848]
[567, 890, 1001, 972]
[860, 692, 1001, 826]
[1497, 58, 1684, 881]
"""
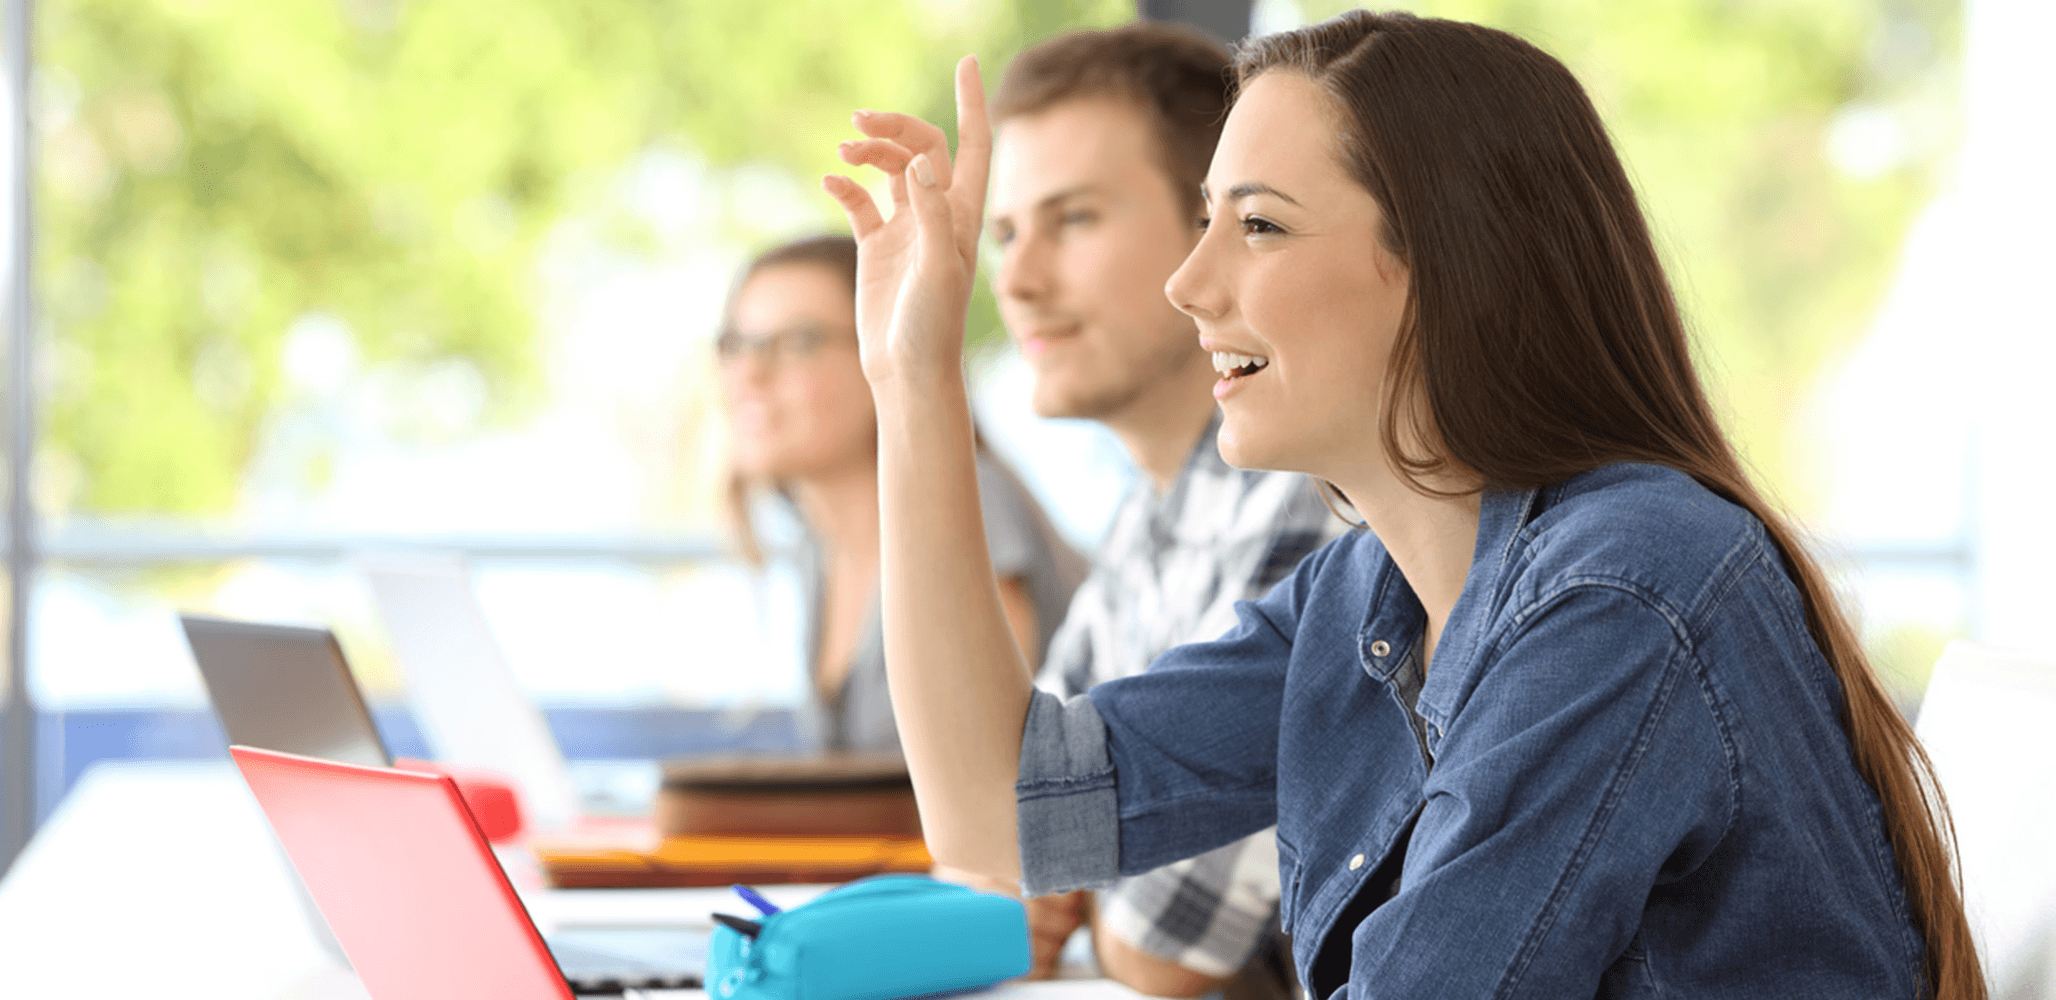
[715, 322, 856, 367]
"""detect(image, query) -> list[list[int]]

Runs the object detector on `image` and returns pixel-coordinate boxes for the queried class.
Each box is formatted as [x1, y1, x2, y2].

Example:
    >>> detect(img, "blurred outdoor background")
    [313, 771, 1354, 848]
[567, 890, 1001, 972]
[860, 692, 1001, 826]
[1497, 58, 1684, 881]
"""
[2, 0, 2051, 842]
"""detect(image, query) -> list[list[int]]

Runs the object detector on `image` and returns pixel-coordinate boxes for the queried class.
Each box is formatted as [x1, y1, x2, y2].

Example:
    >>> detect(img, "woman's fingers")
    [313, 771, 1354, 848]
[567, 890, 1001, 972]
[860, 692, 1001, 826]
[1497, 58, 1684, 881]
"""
[949, 56, 992, 247]
[840, 138, 914, 218]
[839, 138, 913, 173]
[853, 110, 953, 185]
[832, 57, 988, 270]
[822, 174, 885, 239]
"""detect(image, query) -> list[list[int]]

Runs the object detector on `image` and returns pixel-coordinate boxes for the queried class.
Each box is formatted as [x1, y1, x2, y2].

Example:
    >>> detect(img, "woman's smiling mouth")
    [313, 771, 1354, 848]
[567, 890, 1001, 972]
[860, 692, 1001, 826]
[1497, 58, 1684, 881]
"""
[1211, 350, 1270, 379]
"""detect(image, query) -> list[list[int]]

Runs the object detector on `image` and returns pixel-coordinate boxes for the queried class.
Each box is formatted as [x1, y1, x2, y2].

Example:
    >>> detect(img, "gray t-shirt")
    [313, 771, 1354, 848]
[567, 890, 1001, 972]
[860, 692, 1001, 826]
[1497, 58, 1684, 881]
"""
[795, 451, 1084, 756]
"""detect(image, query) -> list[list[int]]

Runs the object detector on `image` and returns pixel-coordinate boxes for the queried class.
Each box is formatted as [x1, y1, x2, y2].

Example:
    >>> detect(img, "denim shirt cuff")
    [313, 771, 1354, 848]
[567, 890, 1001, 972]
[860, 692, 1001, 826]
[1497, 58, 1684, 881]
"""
[1016, 688, 1120, 896]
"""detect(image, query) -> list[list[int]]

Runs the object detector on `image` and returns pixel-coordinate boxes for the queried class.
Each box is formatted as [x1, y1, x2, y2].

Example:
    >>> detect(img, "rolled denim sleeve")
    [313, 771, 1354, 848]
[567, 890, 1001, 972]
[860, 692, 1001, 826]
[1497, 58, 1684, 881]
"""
[1016, 688, 1121, 896]
[1017, 537, 1336, 898]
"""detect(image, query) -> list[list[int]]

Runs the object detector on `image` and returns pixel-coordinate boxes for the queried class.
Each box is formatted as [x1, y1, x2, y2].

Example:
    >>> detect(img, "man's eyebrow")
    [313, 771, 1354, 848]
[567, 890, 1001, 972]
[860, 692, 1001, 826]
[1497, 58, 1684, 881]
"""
[1033, 183, 1103, 210]
[990, 184, 1103, 231]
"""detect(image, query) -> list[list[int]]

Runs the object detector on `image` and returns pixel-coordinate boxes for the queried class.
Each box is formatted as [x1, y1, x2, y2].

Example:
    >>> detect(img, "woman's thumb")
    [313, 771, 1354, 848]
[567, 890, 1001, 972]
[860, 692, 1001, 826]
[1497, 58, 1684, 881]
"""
[906, 153, 954, 258]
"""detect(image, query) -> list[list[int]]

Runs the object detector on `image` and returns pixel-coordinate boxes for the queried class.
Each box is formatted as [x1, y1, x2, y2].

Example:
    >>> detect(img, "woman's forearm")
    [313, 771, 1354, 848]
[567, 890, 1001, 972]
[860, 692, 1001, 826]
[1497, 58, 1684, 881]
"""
[822, 58, 1024, 880]
[874, 372, 1030, 880]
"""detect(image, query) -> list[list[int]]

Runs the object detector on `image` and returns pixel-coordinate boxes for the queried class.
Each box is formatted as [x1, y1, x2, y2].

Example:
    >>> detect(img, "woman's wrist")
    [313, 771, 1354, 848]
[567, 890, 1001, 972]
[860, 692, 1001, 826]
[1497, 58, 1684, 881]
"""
[865, 339, 970, 402]
[870, 367, 973, 432]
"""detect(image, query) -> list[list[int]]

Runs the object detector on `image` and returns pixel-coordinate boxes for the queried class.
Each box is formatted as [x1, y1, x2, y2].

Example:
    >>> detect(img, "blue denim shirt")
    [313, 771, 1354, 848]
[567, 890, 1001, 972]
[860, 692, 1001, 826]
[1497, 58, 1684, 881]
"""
[1016, 464, 1922, 999]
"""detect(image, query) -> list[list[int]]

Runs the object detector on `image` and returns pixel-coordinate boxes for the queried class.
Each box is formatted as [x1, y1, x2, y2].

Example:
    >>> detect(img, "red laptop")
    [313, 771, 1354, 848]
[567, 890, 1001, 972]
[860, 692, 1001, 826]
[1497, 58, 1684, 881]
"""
[231, 745, 704, 998]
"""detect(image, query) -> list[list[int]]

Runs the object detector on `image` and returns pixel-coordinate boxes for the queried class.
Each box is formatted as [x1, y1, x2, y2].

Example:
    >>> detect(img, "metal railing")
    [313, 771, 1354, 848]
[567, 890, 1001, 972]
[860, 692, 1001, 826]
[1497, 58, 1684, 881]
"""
[28, 527, 727, 566]
[0, 518, 732, 875]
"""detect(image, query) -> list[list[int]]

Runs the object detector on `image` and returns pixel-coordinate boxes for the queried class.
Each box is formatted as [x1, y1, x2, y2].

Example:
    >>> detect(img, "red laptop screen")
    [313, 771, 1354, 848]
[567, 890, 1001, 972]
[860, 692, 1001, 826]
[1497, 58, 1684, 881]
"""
[231, 745, 573, 1000]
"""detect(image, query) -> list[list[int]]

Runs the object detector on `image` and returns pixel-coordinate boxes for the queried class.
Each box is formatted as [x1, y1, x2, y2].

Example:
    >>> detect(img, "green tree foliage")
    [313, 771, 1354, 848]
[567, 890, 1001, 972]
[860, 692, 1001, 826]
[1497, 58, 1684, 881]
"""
[36, 0, 1128, 515]
[36, 0, 1952, 516]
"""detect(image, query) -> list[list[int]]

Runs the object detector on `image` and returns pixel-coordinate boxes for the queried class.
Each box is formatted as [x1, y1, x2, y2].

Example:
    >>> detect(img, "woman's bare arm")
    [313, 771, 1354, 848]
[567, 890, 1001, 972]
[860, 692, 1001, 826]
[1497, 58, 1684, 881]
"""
[997, 577, 1042, 674]
[823, 57, 1028, 880]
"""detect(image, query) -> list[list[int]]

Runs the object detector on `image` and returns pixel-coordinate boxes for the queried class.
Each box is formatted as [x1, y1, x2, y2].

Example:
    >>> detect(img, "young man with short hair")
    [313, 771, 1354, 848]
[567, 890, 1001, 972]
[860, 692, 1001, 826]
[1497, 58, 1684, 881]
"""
[982, 23, 1341, 999]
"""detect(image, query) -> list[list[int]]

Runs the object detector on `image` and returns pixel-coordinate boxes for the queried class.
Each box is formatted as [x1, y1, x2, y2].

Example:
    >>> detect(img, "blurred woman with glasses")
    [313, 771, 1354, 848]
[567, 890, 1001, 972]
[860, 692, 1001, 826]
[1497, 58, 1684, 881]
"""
[718, 235, 1084, 756]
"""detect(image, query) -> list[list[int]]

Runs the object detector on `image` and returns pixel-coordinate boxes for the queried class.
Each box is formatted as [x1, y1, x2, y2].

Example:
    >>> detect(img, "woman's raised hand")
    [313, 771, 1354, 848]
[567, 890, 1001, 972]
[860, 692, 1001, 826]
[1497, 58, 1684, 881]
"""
[823, 56, 990, 388]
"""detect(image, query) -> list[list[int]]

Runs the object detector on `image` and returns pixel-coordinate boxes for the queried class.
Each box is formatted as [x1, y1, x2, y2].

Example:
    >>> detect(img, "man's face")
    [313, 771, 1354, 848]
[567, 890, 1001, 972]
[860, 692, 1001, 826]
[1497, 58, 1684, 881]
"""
[988, 96, 1209, 421]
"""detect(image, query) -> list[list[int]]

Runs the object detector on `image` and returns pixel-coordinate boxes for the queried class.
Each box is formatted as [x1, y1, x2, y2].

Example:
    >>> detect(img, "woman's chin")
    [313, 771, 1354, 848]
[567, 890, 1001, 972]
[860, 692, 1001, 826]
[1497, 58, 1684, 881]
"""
[1215, 419, 1287, 474]
[1220, 417, 1343, 485]
[731, 449, 800, 482]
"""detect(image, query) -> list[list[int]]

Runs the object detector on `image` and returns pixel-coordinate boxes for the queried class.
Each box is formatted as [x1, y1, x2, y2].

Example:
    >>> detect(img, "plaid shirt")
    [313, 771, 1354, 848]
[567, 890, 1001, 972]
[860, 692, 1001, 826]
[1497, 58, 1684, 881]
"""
[1036, 413, 1344, 977]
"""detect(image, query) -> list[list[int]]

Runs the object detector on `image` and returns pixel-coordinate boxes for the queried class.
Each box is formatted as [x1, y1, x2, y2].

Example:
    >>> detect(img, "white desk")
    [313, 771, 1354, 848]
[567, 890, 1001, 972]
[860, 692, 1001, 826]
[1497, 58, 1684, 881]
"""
[622, 983, 1143, 1000]
[0, 762, 368, 1000]
[0, 763, 1135, 1000]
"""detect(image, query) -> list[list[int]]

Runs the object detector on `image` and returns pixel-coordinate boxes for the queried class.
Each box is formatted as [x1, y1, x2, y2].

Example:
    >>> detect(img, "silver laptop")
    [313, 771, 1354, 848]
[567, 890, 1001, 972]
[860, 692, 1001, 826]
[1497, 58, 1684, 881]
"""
[180, 614, 391, 769]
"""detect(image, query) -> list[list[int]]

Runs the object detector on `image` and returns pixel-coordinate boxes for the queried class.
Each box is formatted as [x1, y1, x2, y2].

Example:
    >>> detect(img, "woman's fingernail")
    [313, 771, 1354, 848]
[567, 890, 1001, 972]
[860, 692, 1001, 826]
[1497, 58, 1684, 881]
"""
[911, 155, 935, 188]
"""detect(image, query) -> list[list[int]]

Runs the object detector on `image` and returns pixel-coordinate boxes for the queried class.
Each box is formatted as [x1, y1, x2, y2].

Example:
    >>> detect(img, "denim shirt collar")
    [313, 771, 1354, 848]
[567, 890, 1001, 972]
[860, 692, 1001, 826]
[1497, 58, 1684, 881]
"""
[1397, 485, 1542, 737]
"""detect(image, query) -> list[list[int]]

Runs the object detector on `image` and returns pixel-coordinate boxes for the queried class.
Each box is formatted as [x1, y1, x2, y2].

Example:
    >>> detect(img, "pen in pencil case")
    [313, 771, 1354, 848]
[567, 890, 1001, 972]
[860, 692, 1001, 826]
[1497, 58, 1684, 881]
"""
[732, 884, 782, 916]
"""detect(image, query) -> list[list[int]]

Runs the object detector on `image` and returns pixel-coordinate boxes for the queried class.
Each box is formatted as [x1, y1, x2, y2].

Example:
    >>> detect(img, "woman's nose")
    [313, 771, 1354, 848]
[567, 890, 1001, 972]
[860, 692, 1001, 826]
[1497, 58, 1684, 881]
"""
[722, 347, 776, 385]
[1165, 232, 1225, 321]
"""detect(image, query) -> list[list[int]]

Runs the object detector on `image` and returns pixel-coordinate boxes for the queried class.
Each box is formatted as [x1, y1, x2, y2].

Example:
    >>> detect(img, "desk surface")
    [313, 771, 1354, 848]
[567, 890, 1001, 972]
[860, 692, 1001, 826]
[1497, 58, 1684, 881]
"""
[0, 762, 365, 1000]
[619, 983, 1144, 1000]
[0, 763, 1139, 1000]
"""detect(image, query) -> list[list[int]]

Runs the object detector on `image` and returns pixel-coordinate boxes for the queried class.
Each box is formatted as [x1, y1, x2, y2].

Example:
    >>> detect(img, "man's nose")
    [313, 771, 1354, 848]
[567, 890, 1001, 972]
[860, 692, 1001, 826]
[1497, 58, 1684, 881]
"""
[998, 231, 1054, 304]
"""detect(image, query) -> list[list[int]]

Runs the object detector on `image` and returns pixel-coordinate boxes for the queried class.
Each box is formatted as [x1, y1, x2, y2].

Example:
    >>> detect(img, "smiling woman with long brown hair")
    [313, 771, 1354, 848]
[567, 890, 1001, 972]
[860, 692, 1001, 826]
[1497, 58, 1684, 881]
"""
[823, 11, 1981, 998]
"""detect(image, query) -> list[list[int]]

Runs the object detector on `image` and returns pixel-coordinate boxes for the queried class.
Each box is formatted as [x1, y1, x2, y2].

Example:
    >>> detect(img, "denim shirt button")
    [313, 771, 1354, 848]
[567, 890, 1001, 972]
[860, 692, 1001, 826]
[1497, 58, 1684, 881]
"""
[1349, 853, 1366, 871]
[1369, 640, 1391, 657]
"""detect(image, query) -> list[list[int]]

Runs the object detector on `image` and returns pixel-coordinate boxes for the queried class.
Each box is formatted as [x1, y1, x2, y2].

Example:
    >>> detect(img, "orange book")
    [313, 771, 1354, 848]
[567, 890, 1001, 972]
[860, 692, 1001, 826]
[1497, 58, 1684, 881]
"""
[538, 834, 933, 889]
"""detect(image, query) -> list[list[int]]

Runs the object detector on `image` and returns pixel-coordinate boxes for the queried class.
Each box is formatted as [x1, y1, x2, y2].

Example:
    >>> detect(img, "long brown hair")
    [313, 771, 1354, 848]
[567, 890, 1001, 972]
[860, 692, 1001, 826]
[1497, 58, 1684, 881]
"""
[1234, 12, 1981, 998]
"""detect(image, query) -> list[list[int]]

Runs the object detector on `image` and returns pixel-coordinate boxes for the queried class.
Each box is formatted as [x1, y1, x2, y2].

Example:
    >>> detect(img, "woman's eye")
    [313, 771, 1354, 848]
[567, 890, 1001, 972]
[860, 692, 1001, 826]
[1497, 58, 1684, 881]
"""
[1196, 216, 1211, 232]
[1242, 215, 1284, 236]
[1060, 210, 1096, 227]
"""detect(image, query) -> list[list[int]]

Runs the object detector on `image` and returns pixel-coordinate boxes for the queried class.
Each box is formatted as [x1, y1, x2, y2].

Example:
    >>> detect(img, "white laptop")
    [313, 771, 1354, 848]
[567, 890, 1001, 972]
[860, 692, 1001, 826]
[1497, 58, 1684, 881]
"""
[360, 555, 583, 833]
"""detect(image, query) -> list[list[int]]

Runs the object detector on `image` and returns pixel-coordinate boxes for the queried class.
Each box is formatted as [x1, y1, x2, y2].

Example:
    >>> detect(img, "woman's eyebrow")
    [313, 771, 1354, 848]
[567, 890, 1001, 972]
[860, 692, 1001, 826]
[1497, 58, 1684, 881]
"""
[1225, 182, 1301, 207]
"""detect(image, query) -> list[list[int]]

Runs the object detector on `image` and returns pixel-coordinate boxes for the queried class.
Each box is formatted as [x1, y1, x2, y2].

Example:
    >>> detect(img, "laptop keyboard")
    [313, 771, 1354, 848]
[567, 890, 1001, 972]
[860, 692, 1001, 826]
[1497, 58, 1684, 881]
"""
[546, 929, 705, 992]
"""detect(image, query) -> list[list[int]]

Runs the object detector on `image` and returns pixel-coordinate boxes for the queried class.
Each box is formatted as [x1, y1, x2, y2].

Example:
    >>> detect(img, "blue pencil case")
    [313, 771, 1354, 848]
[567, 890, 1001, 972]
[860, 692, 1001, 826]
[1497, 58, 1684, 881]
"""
[708, 875, 1030, 1000]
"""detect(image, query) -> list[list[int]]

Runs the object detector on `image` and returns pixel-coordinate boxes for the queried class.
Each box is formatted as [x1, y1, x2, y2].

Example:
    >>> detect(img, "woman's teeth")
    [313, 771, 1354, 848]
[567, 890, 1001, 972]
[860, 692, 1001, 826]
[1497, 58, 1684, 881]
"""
[1211, 351, 1270, 379]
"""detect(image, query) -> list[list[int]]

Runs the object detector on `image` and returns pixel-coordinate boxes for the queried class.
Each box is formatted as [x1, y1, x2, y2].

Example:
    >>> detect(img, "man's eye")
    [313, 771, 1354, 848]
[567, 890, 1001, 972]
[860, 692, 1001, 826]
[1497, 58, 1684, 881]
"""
[1196, 216, 1211, 232]
[1059, 210, 1095, 227]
